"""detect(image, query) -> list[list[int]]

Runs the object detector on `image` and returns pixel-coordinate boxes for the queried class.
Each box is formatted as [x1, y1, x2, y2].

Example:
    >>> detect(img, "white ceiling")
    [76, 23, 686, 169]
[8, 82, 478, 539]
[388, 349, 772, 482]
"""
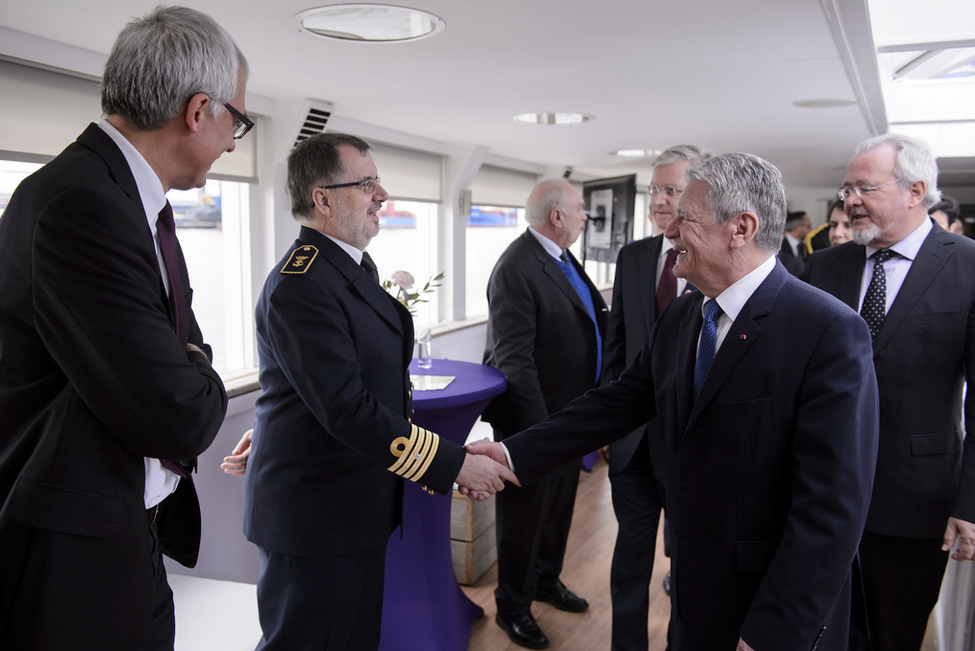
[0, 0, 889, 192]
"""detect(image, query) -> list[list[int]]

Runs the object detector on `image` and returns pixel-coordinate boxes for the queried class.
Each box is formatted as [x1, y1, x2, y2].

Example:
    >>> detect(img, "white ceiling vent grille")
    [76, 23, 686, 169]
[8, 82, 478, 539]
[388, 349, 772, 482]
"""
[287, 99, 336, 151]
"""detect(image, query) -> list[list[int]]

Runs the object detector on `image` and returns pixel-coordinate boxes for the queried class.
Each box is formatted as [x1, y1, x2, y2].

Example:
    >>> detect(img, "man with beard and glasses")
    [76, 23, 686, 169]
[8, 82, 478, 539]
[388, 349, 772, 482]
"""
[235, 132, 516, 651]
[803, 133, 975, 651]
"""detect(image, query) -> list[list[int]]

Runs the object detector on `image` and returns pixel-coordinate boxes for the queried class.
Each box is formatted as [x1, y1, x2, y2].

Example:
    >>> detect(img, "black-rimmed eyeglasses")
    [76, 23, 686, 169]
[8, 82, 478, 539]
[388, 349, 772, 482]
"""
[320, 177, 381, 195]
[224, 102, 254, 140]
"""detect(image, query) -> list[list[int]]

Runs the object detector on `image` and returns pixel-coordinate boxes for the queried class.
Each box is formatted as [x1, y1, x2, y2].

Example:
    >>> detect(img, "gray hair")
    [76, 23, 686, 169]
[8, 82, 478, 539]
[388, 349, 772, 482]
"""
[287, 133, 372, 221]
[854, 133, 942, 209]
[686, 152, 787, 255]
[101, 6, 248, 131]
[651, 144, 710, 171]
[525, 179, 571, 226]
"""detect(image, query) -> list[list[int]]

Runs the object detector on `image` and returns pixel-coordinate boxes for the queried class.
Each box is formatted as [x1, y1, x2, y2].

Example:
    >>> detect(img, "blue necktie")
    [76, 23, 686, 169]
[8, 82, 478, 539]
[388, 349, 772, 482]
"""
[556, 250, 602, 383]
[693, 300, 722, 398]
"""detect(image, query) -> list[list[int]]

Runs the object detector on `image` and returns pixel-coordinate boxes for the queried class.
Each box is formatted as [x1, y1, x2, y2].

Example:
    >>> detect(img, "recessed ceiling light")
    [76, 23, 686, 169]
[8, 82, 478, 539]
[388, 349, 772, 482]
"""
[294, 4, 446, 42]
[513, 112, 594, 126]
[792, 98, 857, 109]
[613, 149, 662, 157]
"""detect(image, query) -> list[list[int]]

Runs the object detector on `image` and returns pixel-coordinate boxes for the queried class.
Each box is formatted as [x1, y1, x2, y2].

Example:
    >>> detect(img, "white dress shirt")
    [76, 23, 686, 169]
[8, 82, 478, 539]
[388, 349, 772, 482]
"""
[857, 217, 932, 315]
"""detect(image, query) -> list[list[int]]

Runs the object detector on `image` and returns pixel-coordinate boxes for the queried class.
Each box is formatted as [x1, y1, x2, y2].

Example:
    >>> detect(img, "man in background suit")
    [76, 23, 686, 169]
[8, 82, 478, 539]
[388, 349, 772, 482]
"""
[0, 7, 243, 649]
[601, 144, 708, 651]
[777, 211, 810, 276]
[803, 133, 975, 651]
[242, 133, 514, 651]
[482, 179, 607, 649]
[472, 153, 879, 651]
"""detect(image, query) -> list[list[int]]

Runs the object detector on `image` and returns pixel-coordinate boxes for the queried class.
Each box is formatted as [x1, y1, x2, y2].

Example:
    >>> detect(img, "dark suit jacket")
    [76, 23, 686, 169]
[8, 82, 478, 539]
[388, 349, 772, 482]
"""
[778, 238, 806, 276]
[602, 235, 668, 479]
[503, 262, 879, 650]
[803, 228, 975, 537]
[0, 124, 228, 648]
[482, 229, 607, 437]
[244, 229, 465, 558]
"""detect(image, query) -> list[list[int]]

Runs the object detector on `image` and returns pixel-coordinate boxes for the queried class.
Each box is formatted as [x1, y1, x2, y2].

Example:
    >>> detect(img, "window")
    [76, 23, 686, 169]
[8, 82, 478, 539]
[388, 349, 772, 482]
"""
[367, 199, 440, 330]
[169, 179, 254, 377]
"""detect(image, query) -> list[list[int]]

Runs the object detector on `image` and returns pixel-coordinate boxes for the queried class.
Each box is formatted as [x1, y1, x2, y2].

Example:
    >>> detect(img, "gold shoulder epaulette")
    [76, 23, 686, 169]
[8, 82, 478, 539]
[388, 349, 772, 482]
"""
[388, 424, 440, 483]
[280, 245, 318, 275]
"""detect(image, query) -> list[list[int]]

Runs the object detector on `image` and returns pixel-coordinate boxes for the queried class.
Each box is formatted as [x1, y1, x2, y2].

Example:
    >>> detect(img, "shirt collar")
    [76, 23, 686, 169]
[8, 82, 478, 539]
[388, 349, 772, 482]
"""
[661, 237, 675, 255]
[528, 226, 565, 261]
[864, 216, 932, 262]
[97, 119, 167, 224]
[705, 255, 776, 323]
[320, 232, 364, 265]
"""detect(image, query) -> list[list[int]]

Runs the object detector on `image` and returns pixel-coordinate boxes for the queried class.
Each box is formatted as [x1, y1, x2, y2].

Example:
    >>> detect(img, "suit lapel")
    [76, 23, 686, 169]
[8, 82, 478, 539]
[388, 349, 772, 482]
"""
[77, 124, 144, 217]
[526, 231, 591, 317]
[836, 245, 866, 311]
[78, 123, 174, 317]
[873, 230, 951, 354]
[640, 236, 664, 334]
[675, 295, 704, 436]
[686, 263, 785, 429]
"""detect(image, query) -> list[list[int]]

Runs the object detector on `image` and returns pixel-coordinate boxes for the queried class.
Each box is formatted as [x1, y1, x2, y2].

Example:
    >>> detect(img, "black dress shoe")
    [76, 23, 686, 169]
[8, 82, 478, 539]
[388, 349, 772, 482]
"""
[533, 579, 589, 612]
[495, 613, 550, 649]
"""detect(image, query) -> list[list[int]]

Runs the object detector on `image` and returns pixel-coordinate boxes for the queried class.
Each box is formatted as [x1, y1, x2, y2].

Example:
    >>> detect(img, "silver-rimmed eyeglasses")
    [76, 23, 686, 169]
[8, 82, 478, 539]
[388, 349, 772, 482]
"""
[650, 184, 683, 198]
[837, 179, 903, 201]
[320, 177, 381, 194]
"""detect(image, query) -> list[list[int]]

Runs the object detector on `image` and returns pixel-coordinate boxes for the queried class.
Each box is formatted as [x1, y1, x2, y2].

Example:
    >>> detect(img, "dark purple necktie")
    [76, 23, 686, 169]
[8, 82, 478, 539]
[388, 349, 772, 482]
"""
[156, 202, 190, 479]
[157, 201, 189, 347]
[656, 248, 679, 318]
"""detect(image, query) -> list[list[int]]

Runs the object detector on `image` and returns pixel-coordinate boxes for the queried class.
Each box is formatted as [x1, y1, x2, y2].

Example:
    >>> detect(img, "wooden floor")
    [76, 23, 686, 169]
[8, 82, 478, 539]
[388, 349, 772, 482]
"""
[462, 457, 938, 651]
[463, 457, 671, 651]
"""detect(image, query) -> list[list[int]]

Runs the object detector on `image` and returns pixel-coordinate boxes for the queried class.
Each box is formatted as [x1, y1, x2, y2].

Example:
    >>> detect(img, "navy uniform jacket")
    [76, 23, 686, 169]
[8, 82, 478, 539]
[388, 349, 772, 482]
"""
[803, 227, 975, 537]
[0, 124, 227, 649]
[244, 228, 465, 557]
[503, 262, 879, 650]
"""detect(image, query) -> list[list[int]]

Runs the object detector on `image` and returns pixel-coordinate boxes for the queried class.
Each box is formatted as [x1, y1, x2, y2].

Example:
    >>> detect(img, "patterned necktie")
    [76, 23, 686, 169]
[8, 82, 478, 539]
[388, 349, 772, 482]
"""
[860, 249, 895, 339]
[157, 201, 189, 346]
[361, 250, 380, 283]
[693, 299, 722, 398]
[656, 248, 679, 318]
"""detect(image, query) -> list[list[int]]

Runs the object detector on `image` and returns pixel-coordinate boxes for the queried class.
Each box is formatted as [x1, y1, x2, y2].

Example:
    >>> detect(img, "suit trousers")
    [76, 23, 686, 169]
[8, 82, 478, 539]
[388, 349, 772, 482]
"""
[608, 432, 667, 651]
[143, 514, 177, 651]
[851, 530, 949, 651]
[495, 456, 581, 617]
[255, 544, 387, 651]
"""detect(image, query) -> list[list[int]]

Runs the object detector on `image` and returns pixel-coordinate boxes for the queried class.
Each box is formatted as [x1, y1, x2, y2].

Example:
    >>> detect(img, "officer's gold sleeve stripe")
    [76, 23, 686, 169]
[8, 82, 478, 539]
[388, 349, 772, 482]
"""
[388, 424, 424, 475]
[407, 435, 439, 482]
[399, 430, 432, 480]
[388, 424, 441, 483]
[401, 432, 434, 481]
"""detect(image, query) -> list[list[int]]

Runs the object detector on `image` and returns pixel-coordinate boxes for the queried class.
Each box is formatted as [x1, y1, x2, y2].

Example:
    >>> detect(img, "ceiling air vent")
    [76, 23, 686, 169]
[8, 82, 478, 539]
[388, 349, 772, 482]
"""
[286, 99, 336, 153]
[295, 107, 331, 145]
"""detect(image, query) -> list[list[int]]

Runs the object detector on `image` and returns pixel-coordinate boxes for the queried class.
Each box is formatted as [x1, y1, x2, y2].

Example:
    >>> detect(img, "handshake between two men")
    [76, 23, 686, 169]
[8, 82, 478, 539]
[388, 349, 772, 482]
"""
[223, 430, 519, 501]
[458, 439, 518, 500]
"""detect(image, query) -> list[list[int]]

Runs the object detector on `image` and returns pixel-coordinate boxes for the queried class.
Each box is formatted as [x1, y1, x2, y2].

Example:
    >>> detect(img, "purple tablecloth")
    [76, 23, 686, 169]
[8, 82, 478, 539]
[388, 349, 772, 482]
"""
[379, 358, 506, 651]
